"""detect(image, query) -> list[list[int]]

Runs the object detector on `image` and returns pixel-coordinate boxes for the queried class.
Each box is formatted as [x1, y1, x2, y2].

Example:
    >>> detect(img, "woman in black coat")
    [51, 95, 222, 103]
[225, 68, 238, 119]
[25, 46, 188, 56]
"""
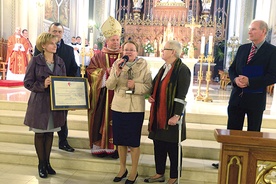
[145, 40, 191, 184]
[24, 33, 66, 178]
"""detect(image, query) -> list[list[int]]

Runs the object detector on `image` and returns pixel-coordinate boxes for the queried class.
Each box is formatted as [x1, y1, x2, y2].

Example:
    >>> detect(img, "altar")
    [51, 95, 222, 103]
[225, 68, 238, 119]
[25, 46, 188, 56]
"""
[141, 56, 197, 101]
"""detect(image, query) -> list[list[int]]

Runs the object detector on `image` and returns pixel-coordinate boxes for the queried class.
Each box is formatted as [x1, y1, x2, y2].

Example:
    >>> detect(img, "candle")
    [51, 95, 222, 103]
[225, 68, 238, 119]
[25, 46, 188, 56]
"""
[81, 31, 85, 48]
[200, 35, 205, 54]
[208, 33, 213, 55]
[89, 31, 93, 48]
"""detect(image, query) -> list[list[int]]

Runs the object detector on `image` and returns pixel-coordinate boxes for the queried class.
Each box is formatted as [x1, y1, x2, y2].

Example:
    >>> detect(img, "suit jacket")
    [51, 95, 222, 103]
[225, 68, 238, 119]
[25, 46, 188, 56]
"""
[34, 39, 78, 77]
[228, 41, 276, 110]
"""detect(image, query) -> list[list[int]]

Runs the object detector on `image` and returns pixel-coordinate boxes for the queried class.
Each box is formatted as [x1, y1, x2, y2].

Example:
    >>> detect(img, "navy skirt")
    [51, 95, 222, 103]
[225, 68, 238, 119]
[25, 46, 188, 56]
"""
[112, 110, 144, 147]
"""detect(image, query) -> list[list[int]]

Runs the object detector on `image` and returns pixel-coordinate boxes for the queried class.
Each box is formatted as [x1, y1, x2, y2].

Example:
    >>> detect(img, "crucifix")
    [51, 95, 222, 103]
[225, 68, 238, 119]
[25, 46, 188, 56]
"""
[185, 17, 201, 58]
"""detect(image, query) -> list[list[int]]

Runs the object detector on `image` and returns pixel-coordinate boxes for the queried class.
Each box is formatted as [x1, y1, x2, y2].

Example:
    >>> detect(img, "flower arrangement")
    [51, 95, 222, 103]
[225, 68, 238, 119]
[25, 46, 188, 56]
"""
[182, 44, 189, 55]
[182, 43, 198, 55]
[144, 42, 154, 53]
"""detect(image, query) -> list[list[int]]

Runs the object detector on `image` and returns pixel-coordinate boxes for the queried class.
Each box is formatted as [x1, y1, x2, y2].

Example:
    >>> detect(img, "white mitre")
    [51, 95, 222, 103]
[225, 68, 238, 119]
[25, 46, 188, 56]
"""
[101, 16, 122, 39]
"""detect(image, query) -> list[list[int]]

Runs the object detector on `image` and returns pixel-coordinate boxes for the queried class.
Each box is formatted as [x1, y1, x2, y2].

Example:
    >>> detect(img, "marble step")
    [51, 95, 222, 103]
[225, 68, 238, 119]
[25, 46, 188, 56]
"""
[0, 109, 221, 141]
[2, 108, 276, 141]
[0, 142, 218, 183]
[1, 100, 276, 130]
[0, 124, 220, 160]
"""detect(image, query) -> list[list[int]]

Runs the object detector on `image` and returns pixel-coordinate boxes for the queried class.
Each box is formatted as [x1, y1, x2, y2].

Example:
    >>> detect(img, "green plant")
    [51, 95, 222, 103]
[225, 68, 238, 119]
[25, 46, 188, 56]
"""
[144, 42, 154, 53]
[182, 43, 198, 55]
[214, 41, 225, 61]
[182, 44, 189, 55]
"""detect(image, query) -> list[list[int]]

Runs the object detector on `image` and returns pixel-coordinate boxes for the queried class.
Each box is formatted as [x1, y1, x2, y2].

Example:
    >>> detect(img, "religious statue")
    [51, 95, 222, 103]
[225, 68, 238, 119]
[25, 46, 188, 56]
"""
[188, 42, 195, 59]
[163, 22, 174, 44]
[202, 0, 212, 11]
[133, 0, 143, 9]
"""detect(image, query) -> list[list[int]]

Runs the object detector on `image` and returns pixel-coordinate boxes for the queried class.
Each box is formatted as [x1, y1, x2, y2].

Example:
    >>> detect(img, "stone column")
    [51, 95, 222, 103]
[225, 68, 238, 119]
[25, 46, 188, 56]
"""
[224, 0, 255, 69]
[93, 0, 113, 47]
[239, 0, 254, 43]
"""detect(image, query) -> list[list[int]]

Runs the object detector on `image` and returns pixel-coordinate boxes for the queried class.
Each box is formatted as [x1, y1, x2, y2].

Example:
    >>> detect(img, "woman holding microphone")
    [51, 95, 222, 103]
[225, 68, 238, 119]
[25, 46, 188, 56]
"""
[106, 40, 152, 184]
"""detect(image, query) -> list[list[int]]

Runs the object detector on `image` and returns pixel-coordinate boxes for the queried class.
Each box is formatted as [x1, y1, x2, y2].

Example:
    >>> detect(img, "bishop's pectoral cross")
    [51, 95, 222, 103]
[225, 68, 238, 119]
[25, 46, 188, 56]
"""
[185, 17, 201, 58]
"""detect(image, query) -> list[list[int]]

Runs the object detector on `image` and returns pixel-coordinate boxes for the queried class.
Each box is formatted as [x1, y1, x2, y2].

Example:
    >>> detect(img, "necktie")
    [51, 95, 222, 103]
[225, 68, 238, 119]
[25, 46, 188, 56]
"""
[247, 44, 256, 64]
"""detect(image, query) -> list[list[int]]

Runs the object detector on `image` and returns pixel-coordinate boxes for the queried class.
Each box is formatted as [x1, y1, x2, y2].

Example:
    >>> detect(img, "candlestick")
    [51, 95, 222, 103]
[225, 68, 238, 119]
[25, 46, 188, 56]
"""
[195, 54, 205, 101]
[200, 35, 205, 54]
[203, 54, 214, 102]
[208, 33, 213, 54]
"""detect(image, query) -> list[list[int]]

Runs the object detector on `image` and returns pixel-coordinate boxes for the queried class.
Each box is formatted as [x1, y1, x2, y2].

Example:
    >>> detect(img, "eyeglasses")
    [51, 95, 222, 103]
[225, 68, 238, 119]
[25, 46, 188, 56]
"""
[123, 50, 137, 52]
[161, 48, 174, 52]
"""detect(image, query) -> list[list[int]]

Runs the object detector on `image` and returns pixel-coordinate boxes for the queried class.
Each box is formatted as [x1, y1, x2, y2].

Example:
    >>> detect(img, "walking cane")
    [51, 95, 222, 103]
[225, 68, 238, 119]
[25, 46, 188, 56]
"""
[176, 101, 187, 184]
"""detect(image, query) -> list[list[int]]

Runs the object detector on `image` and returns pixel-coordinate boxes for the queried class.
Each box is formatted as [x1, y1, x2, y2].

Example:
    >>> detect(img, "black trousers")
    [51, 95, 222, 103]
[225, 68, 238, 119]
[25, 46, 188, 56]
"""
[58, 110, 68, 146]
[153, 139, 182, 178]
[227, 105, 263, 131]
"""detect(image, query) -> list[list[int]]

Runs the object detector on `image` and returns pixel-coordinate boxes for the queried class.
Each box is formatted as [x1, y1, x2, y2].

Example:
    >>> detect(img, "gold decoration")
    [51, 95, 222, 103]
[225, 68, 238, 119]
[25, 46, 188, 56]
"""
[195, 54, 205, 101]
[80, 47, 94, 78]
[121, 14, 215, 28]
[256, 161, 276, 184]
[195, 53, 214, 102]
[156, 1, 185, 7]
[101, 16, 122, 38]
[203, 54, 214, 102]
[120, 11, 220, 57]
[185, 17, 201, 59]
[226, 156, 242, 184]
[227, 35, 240, 65]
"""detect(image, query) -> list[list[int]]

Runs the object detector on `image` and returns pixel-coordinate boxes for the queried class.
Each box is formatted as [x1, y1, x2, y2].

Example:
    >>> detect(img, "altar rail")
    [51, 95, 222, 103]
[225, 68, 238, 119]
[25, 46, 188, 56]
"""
[214, 129, 276, 184]
[0, 38, 8, 80]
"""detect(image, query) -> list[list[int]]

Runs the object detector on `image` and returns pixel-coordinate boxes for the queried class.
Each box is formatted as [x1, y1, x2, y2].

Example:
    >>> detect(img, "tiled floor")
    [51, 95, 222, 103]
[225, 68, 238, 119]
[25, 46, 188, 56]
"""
[0, 81, 275, 184]
[0, 161, 218, 184]
[0, 162, 129, 184]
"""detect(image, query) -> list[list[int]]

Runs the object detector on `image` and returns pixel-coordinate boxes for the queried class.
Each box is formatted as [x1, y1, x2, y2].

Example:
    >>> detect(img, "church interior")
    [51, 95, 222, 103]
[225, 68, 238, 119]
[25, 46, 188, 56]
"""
[1, 0, 276, 183]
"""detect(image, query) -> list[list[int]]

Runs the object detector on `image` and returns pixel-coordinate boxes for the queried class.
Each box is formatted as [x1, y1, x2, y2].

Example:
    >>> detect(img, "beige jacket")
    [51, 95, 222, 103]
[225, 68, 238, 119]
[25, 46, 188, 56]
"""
[106, 57, 152, 112]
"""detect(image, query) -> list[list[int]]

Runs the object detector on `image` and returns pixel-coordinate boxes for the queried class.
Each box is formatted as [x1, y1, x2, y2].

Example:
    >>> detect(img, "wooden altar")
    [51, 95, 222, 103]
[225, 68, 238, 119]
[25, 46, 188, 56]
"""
[120, 0, 220, 57]
[214, 129, 276, 184]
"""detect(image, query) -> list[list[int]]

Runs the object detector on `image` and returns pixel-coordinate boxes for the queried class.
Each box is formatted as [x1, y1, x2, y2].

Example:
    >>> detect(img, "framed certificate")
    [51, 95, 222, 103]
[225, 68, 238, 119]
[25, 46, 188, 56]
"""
[50, 76, 90, 110]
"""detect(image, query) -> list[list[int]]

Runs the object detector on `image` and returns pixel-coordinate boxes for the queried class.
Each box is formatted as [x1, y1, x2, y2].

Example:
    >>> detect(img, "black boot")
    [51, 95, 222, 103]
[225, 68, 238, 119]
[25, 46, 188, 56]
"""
[38, 162, 48, 178]
[46, 161, 56, 175]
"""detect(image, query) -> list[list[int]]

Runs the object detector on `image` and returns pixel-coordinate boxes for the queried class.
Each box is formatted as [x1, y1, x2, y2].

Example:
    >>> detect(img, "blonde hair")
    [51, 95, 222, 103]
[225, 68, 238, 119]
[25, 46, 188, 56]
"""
[36, 33, 58, 52]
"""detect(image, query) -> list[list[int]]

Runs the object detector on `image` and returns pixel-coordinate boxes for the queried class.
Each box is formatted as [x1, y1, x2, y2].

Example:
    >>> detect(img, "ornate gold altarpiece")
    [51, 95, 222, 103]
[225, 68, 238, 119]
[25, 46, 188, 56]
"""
[215, 129, 276, 184]
[120, 1, 224, 57]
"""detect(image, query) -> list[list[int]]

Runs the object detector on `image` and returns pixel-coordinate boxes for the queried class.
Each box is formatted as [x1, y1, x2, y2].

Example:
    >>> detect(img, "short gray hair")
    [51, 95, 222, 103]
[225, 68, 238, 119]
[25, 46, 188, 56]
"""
[251, 20, 268, 35]
[166, 40, 182, 58]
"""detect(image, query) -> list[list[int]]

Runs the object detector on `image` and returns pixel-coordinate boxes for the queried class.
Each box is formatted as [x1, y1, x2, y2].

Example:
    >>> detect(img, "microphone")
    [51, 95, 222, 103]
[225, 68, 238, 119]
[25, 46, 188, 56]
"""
[119, 55, 129, 69]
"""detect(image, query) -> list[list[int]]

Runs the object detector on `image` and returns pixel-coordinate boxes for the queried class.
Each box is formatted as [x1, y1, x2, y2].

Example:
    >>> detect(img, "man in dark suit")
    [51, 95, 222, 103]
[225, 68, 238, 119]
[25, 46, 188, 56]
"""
[34, 22, 78, 152]
[227, 19, 276, 132]
[212, 20, 276, 169]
